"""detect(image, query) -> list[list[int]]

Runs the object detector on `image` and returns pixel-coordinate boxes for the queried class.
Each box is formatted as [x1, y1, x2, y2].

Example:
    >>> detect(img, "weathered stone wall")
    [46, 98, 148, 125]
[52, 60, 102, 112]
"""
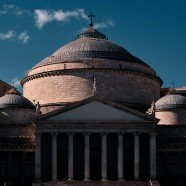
[0, 124, 35, 138]
[23, 70, 160, 106]
[0, 108, 35, 125]
[156, 109, 186, 125]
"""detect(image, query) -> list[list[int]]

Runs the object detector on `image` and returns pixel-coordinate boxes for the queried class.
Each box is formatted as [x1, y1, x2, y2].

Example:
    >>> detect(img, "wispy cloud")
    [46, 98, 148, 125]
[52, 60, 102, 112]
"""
[0, 30, 16, 40]
[94, 20, 114, 29]
[0, 4, 115, 36]
[79, 20, 114, 33]
[11, 77, 21, 88]
[0, 4, 30, 16]
[34, 8, 88, 29]
[0, 30, 30, 44]
[17, 32, 30, 44]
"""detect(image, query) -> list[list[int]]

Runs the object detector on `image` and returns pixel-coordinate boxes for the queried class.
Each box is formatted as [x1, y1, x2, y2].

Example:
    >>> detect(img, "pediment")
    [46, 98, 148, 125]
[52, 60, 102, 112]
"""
[41, 99, 154, 122]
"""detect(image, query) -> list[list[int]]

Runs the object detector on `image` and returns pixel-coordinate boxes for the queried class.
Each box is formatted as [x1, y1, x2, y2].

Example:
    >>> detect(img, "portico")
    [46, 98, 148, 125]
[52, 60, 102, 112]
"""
[33, 98, 158, 184]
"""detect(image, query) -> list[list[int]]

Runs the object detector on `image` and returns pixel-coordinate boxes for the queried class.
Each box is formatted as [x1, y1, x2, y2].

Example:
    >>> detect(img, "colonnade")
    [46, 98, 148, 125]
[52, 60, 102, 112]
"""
[34, 132, 156, 182]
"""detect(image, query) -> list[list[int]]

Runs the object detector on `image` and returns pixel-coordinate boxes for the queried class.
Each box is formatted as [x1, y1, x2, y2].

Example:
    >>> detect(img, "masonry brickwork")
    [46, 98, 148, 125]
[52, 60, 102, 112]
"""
[156, 109, 186, 125]
[23, 70, 160, 106]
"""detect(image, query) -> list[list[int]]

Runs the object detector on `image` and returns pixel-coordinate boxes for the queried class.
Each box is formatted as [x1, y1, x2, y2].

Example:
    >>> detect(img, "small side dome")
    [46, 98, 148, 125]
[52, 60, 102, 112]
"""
[0, 88, 35, 124]
[0, 88, 35, 109]
[155, 89, 186, 110]
[155, 89, 186, 125]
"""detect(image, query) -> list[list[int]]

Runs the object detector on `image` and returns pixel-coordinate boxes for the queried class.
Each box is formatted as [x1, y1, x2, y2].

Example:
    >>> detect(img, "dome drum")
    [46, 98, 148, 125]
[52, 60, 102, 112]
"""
[156, 110, 186, 125]
[23, 70, 161, 107]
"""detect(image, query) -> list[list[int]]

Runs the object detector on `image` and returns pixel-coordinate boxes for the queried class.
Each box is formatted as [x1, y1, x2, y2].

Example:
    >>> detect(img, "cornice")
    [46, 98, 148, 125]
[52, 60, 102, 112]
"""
[35, 122, 157, 133]
[21, 68, 163, 86]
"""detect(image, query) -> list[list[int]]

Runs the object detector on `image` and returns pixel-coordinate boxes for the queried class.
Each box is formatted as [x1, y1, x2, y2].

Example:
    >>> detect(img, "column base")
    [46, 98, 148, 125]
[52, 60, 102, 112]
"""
[32, 181, 41, 186]
[51, 179, 58, 182]
[83, 178, 91, 181]
[117, 178, 125, 182]
[150, 177, 157, 181]
[67, 178, 74, 182]
[134, 178, 140, 181]
[101, 178, 108, 182]
[150, 180, 160, 186]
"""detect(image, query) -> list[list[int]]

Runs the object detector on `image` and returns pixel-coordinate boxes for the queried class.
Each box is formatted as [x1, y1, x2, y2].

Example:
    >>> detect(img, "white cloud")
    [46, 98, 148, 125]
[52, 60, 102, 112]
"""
[17, 32, 30, 44]
[34, 8, 88, 29]
[94, 20, 114, 29]
[11, 77, 21, 88]
[0, 30, 16, 40]
[0, 4, 30, 16]
[34, 9, 53, 29]
[0, 30, 30, 44]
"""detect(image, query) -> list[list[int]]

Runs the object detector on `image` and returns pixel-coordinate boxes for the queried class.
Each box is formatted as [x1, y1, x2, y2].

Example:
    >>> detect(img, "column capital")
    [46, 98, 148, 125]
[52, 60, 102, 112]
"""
[67, 132, 74, 136]
[50, 132, 58, 136]
[100, 132, 108, 136]
[133, 132, 141, 136]
[117, 132, 125, 136]
[83, 132, 91, 136]
[149, 131, 157, 136]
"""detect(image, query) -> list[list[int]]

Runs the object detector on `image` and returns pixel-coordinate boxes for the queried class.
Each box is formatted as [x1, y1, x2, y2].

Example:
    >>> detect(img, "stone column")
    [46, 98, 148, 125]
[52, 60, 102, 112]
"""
[84, 133, 90, 181]
[51, 132, 58, 181]
[101, 133, 108, 181]
[164, 151, 169, 183]
[35, 132, 41, 182]
[68, 133, 74, 181]
[21, 152, 25, 182]
[7, 151, 12, 181]
[150, 132, 156, 179]
[134, 132, 140, 180]
[179, 151, 183, 183]
[118, 133, 124, 180]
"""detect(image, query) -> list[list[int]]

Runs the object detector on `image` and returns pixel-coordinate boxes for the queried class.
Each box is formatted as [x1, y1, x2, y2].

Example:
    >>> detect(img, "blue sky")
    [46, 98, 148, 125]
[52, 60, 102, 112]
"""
[0, 0, 185, 91]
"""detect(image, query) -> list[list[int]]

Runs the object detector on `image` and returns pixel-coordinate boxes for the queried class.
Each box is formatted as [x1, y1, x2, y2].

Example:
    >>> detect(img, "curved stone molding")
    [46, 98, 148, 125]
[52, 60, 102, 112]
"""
[21, 68, 162, 85]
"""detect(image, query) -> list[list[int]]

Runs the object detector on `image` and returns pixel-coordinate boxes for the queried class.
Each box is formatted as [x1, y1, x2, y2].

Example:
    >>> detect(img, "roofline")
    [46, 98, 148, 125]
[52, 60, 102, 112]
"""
[38, 96, 159, 122]
[0, 79, 13, 89]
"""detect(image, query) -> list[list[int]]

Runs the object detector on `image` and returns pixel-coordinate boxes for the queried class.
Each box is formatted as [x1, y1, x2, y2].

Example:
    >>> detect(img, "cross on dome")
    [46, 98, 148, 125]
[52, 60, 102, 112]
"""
[88, 12, 95, 27]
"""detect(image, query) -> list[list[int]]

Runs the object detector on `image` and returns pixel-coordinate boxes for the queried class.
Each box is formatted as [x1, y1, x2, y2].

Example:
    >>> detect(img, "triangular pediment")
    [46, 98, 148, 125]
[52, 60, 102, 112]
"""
[41, 98, 154, 122]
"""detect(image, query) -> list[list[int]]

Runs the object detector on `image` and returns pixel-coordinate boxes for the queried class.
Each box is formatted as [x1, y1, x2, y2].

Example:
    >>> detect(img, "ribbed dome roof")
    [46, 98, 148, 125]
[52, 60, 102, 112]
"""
[155, 90, 186, 110]
[32, 27, 149, 70]
[0, 88, 35, 109]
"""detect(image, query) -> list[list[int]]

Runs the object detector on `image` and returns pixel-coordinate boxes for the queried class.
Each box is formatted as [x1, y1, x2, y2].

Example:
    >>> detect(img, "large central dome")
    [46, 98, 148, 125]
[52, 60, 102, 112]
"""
[22, 24, 162, 113]
[32, 27, 148, 70]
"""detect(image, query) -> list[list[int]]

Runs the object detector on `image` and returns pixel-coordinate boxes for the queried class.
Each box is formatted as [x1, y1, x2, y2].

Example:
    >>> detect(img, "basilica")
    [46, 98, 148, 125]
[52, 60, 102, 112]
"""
[0, 18, 186, 186]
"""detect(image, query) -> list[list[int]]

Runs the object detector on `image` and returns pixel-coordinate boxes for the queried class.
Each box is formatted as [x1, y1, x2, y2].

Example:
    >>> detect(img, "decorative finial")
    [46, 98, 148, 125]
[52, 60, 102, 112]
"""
[88, 12, 95, 27]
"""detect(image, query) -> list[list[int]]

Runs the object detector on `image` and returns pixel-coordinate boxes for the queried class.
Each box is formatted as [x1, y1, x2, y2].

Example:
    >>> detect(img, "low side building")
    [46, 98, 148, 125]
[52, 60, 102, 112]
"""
[0, 88, 35, 185]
